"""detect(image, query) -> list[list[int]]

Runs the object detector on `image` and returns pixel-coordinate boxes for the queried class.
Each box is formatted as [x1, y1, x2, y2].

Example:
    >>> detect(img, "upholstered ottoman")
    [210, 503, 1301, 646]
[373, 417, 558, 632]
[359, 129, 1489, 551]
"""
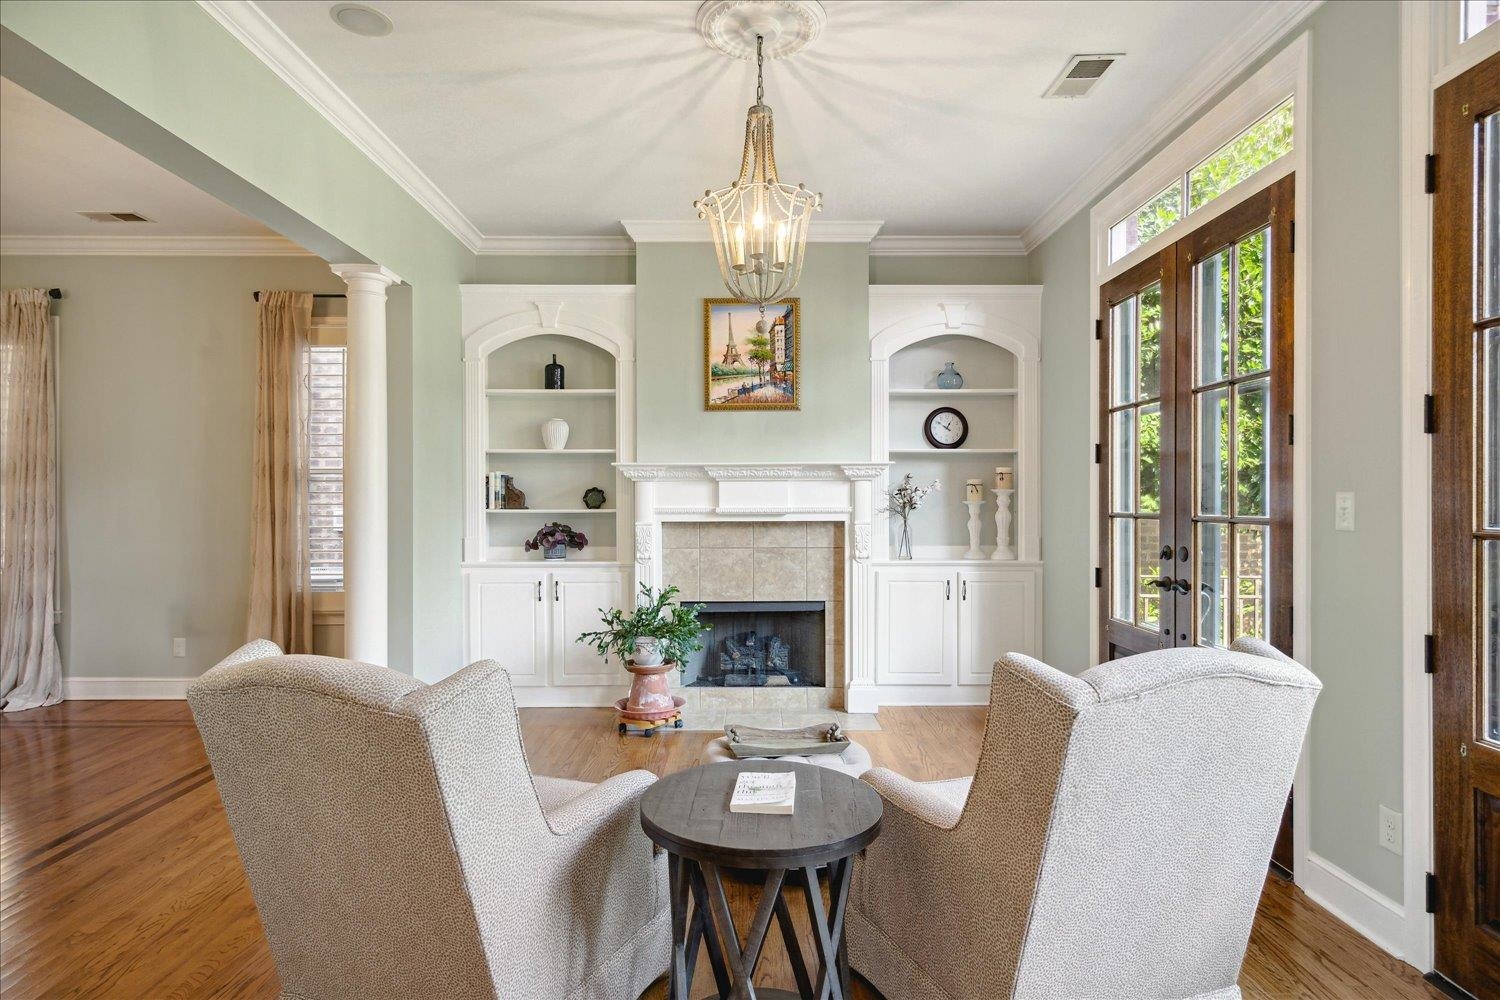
[702, 736, 873, 778]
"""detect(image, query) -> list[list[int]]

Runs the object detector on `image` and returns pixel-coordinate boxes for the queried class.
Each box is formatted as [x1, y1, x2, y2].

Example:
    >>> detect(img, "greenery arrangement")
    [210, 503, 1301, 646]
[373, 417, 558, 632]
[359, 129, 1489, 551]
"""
[577, 584, 709, 667]
[524, 522, 588, 554]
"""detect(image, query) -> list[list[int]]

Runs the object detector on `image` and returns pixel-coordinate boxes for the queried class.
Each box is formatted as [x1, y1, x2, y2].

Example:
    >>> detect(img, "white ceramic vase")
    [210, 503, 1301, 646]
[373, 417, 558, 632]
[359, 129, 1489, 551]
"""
[541, 417, 569, 451]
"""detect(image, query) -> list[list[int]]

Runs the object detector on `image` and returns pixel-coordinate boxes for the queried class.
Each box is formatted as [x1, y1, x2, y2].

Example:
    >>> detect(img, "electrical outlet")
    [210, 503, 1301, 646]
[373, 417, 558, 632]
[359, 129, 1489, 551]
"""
[1378, 804, 1402, 855]
[172, 637, 187, 658]
[1334, 491, 1355, 532]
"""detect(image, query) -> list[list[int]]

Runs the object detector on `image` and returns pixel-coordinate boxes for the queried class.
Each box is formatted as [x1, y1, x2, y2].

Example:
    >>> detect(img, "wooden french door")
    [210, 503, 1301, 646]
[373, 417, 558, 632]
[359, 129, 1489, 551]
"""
[1432, 52, 1500, 998]
[1101, 175, 1295, 862]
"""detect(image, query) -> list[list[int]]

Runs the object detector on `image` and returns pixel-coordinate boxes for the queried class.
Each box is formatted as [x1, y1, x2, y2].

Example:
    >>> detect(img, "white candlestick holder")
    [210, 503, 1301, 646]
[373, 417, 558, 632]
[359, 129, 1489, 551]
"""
[963, 499, 985, 559]
[991, 489, 1016, 560]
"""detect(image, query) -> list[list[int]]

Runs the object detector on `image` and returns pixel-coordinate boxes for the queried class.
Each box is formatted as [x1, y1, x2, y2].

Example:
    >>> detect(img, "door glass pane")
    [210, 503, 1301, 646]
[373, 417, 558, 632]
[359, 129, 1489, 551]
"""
[1139, 403, 1162, 514]
[1234, 524, 1269, 641]
[1112, 517, 1135, 623]
[1235, 379, 1270, 517]
[1483, 112, 1499, 321]
[1111, 407, 1136, 513]
[1139, 283, 1163, 398]
[1111, 297, 1138, 405]
[1197, 248, 1232, 385]
[1197, 386, 1232, 516]
[1236, 229, 1270, 374]
[1487, 327, 1500, 528]
[1137, 518, 1162, 629]
[1197, 523, 1231, 647]
[1485, 540, 1500, 743]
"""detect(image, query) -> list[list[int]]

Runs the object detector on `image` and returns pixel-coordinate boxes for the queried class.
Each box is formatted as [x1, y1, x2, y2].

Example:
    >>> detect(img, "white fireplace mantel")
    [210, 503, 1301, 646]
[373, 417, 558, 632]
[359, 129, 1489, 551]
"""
[620, 461, 890, 712]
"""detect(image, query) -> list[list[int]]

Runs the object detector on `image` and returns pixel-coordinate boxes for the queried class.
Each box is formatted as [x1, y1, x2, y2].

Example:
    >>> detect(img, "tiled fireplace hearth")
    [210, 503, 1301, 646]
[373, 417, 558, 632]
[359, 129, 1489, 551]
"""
[664, 522, 842, 708]
[621, 462, 888, 721]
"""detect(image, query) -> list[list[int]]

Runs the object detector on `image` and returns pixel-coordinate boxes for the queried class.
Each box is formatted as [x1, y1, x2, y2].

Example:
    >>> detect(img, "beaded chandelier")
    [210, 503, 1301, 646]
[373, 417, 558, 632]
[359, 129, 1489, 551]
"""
[694, 33, 822, 326]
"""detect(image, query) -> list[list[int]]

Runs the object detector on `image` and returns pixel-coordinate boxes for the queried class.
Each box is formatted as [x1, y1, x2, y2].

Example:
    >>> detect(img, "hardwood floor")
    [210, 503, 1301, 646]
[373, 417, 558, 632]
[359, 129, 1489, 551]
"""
[0, 701, 1439, 999]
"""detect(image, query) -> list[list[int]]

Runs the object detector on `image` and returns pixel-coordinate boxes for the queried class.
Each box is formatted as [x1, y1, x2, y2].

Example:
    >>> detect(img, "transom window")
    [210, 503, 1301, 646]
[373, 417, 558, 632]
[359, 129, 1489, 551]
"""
[1463, 0, 1500, 41]
[1108, 98, 1293, 264]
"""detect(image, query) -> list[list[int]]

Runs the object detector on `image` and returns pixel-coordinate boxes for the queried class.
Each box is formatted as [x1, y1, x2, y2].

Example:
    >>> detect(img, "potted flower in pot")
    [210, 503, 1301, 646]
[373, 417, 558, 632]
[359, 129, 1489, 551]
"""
[524, 522, 587, 560]
[578, 585, 709, 724]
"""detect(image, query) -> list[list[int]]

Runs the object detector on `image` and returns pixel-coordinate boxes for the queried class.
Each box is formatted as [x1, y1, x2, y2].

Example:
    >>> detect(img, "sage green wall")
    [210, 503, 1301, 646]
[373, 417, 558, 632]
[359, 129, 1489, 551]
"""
[1026, 212, 1092, 672]
[0, 1, 475, 676]
[0, 255, 345, 678]
[635, 243, 871, 462]
[869, 254, 1031, 285]
[471, 255, 635, 285]
[1025, 0, 1405, 901]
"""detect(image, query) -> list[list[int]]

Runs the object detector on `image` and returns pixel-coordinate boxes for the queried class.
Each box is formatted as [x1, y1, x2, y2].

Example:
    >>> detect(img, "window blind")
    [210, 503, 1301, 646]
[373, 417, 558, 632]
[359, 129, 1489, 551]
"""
[308, 345, 345, 591]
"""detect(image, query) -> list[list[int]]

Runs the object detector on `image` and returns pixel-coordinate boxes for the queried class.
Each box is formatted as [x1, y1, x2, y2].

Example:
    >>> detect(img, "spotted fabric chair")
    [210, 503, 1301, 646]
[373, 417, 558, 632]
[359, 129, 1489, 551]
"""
[848, 638, 1320, 1000]
[188, 642, 669, 1000]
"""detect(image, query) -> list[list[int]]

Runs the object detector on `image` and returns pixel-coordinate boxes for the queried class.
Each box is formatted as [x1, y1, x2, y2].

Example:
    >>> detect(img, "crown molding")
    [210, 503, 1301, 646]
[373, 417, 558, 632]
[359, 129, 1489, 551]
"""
[868, 235, 1026, 257]
[620, 220, 884, 243]
[476, 235, 636, 256]
[0, 234, 314, 256]
[196, 0, 484, 252]
[1018, 0, 1323, 251]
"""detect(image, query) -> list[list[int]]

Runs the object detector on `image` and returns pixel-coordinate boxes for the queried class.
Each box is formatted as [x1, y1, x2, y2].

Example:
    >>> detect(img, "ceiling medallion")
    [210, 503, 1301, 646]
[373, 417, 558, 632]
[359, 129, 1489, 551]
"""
[694, 1, 824, 332]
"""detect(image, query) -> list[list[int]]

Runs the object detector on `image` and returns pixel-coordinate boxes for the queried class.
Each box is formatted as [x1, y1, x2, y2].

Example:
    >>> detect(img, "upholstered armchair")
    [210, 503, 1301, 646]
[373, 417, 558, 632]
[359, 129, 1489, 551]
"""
[188, 642, 669, 1000]
[848, 638, 1320, 1000]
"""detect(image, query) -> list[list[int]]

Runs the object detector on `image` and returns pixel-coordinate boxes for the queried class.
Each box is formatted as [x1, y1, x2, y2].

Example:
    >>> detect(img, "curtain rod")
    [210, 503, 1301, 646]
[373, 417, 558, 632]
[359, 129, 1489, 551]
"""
[251, 292, 347, 302]
[48, 288, 61, 299]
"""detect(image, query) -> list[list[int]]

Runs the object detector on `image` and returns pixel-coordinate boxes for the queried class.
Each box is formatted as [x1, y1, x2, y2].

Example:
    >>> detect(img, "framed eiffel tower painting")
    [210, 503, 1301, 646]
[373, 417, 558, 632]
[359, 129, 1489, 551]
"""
[703, 298, 800, 411]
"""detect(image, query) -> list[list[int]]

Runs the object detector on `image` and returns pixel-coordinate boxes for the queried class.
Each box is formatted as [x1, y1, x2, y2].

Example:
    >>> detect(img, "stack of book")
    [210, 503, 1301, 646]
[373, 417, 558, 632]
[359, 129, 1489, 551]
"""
[482, 472, 507, 510]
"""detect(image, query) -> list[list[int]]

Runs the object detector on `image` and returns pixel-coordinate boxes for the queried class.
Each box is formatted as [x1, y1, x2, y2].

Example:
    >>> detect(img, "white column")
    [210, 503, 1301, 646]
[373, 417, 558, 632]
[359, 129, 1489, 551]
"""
[330, 263, 400, 666]
[841, 466, 886, 714]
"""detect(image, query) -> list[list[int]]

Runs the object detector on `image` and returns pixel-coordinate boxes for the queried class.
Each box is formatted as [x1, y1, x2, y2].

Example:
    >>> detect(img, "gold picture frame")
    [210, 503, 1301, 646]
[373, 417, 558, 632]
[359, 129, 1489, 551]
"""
[702, 298, 800, 411]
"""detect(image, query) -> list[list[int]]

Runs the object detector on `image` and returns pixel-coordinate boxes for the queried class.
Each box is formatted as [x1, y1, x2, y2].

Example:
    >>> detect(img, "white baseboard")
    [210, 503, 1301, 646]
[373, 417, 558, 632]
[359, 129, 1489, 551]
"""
[65, 676, 192, 699]
[1298, 851, 1408, 962]
[511, 686, 623, 708]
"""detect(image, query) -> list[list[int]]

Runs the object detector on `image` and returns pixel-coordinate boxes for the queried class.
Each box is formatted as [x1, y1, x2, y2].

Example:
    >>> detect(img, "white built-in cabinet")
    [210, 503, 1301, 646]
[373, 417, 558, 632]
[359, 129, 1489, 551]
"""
[856, 287, 1045, 708]
[874, 564, 1040, 693]
[459, 286, 636, 704]
[465, 565, 629, 690]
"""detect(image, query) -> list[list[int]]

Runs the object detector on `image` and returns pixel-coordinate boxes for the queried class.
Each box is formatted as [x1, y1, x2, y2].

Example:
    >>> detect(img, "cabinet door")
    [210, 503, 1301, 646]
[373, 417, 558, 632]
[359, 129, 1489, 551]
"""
[551, 569, 627, 686]
[467, 573, 547, 686]
[875, 568, 957, 685]
[957, 570, 1037, 686]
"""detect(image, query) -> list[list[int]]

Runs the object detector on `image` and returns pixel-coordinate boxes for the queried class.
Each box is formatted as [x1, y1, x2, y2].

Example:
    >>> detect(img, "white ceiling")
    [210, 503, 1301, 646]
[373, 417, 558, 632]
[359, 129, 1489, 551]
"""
[0, 78, 283, 239]
[255, 0, 1273, 239]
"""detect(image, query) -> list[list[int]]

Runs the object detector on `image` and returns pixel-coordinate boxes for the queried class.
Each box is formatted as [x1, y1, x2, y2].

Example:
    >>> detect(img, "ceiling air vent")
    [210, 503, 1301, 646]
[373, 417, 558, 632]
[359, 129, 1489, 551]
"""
[1044, 54, 1122, 99]
[78, 211, 154, 223]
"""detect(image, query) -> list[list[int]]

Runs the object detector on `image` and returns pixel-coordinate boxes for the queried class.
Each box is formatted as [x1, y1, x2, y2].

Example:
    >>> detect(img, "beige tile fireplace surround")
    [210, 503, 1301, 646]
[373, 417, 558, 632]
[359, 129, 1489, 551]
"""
[662, 520, 852, 727]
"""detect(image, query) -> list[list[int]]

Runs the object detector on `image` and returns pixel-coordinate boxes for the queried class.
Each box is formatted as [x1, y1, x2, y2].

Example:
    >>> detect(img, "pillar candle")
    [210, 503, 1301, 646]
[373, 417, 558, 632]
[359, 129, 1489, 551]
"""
[994, 466, 1015, 490]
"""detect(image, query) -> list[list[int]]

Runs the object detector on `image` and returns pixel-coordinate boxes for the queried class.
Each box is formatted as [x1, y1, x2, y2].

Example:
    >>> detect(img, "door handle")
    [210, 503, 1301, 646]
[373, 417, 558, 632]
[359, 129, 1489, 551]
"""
[553, 579, 560, 602]
[945, 580, 951, 601]
[536, 581, 542, 602]
[962, 579, 968, 600]
[1147, 576, 1174, 590]
[1170, 578, 1191, 594]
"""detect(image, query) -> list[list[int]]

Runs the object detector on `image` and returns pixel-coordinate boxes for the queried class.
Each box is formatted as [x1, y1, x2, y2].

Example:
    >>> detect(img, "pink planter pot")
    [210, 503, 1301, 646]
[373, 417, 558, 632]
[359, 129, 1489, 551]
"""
[616, 660, 683, 721]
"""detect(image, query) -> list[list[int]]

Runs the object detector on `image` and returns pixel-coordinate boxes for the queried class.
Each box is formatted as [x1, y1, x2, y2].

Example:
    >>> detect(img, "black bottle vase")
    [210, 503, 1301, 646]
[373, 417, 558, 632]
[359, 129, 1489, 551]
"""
[544, 354, 565, 390]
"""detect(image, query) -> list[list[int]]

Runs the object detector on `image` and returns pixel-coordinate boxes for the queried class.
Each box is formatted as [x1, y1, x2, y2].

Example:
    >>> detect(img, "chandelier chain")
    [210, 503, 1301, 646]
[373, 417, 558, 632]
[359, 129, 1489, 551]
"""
[756, 34, 764, 104]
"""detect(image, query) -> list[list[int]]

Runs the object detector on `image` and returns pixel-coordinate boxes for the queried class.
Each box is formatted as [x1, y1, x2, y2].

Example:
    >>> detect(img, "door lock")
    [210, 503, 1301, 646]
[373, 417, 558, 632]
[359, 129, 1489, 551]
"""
[1159, 545, 1173, 560]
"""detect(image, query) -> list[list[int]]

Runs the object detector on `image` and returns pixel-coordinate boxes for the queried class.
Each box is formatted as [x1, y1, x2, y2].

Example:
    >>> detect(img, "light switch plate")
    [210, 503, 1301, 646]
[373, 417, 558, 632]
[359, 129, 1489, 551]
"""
[172, 637, 187, 658]
[1334, 491, 1355, 532]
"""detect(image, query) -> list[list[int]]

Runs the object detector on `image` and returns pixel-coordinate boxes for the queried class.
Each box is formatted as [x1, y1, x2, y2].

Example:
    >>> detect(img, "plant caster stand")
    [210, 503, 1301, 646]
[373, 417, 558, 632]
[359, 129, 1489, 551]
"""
[618, 712, 683, 737]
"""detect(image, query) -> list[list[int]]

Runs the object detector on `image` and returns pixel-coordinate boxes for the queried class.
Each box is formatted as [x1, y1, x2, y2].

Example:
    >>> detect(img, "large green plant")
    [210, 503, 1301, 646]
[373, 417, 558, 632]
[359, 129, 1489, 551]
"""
[577, 584, 709, 666]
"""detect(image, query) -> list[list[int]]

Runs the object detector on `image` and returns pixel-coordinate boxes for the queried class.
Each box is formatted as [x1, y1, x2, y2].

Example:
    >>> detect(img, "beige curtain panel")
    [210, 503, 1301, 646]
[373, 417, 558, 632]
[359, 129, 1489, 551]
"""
[1, 288, 64, 711]
[247, 291, 314, 653]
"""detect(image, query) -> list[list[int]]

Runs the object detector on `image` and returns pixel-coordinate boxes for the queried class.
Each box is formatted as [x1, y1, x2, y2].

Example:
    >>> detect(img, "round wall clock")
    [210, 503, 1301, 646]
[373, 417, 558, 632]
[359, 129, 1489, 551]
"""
[923, 407, 969, 449]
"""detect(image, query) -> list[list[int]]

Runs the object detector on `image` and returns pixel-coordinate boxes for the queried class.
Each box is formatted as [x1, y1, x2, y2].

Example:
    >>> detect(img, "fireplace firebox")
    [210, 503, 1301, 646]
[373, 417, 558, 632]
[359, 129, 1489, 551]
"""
[682, 601, 826, 688]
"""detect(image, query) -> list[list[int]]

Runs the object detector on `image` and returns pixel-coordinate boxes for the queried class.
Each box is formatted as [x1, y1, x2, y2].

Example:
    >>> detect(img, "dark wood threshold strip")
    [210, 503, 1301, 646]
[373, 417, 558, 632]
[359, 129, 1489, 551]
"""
[2, 764, 214, 886]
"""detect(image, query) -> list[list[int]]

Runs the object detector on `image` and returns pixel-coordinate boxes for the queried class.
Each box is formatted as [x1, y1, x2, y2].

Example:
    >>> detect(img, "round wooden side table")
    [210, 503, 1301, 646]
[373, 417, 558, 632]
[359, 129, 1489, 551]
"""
[639, 760, 882, 1000]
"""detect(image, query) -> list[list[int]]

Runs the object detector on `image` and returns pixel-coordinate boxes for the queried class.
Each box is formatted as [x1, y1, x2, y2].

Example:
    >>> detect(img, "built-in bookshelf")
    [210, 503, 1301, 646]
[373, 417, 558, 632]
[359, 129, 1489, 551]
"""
[870, 287, 1041, 563]
[462, 287, 635, 564]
